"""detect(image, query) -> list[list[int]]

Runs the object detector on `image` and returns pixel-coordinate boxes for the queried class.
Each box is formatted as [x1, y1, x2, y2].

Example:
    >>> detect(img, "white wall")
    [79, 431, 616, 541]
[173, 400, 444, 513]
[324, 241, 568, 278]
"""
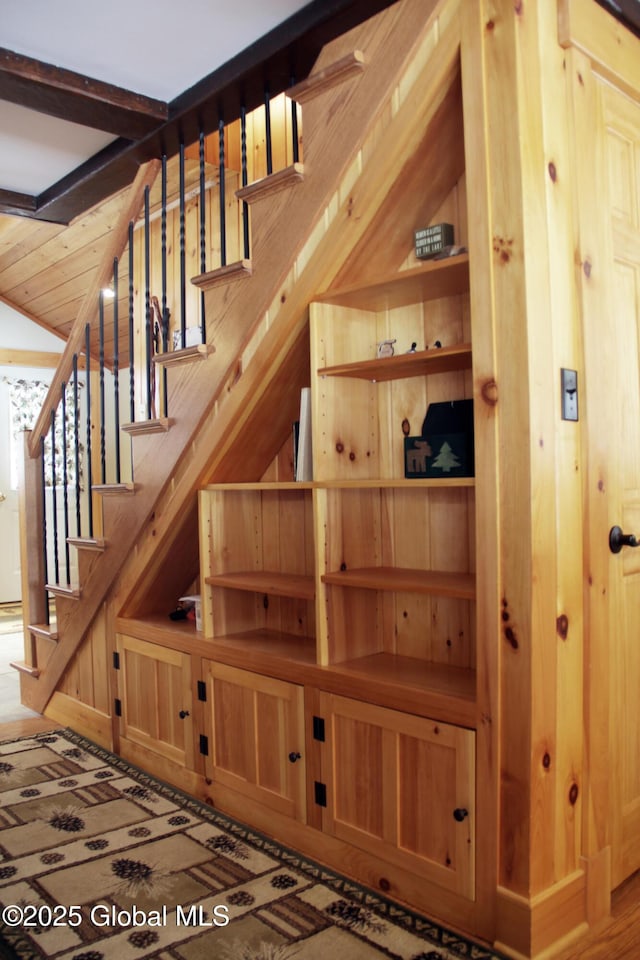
[0, 300, 133, 596]
[0, 300, 66, 353]
[0, 303, 65, 599]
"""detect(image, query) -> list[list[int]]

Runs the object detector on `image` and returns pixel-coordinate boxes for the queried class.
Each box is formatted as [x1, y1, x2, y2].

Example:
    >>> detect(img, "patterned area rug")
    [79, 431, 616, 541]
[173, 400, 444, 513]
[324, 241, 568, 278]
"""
[0, 730, 505, 960]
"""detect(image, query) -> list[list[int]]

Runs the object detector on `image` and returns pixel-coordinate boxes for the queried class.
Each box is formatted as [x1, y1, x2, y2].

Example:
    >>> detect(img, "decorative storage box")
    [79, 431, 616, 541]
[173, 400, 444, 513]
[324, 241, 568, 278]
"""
[414, 222, 454, 259]
[404, 399, 474, 478]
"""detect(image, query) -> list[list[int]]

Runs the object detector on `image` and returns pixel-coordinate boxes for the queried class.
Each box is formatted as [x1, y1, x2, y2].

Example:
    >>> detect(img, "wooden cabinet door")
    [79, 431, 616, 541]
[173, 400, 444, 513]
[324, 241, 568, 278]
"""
[205, 662, 306, 821]
[116, 635, 194, 769]
[318, 693, 475, 898]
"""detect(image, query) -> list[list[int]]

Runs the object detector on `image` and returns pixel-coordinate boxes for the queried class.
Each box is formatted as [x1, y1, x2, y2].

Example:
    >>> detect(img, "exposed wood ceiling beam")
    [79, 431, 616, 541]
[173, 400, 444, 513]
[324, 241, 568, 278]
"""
[0, 47, 168, 138]
[0, 0, 399, 225]
[0, 187, 37, 218]
[596, 0, 640, 36]
[0, 348, 62, 368]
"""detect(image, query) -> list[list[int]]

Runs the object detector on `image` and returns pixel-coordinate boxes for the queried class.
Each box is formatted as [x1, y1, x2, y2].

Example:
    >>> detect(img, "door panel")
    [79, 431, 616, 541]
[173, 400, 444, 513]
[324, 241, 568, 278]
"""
[598, 80, 640, 886]
[318, 693, 475, 898]
[116, 634, 194, 769]
[206, 662, 306, 821]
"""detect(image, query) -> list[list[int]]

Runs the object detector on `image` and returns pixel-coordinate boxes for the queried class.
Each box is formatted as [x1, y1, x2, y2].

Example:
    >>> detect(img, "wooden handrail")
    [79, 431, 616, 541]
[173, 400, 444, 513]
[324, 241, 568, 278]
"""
[28, 159, 161, 459]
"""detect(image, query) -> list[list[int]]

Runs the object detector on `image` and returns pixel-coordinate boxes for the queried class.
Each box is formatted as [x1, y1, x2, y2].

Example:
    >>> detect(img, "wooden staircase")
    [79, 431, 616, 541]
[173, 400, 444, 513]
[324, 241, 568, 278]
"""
[14, 0, 463, 718]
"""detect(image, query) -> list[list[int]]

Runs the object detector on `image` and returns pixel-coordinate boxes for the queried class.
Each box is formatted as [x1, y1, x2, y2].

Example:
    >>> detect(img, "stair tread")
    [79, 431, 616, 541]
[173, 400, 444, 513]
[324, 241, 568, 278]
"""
[46, 583, 81, 598]
[28, 623, 59, 641]
[92, 482, 135, 495]
[236, 163, 304, 204]
[152, 344, 215, 367]
[10, 661, 40, 678]
[121, 418, 173, 436]
[67, 536, 106, 551]
[191, 259, 252, 292]
[289, 50, 366, 103]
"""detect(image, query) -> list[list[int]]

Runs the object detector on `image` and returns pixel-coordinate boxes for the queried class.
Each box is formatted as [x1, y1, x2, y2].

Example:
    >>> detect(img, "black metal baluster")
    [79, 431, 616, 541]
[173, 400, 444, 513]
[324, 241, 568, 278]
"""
[290, 76, 300, 163]
[85, 322, 94, 539]
[73, 353, 81, 537]
[128, 221, 135, 424]
[264, 86, 273, 175]
[98, 290, 106, 483]
[179, 141, 187, 346]
[199, 129, 207, 343]
[50, 409, 59, 585]
[241, 103, 250, 259]
[161, 154, 169, 416]
[113, 258, 121, 484]
[144, 184, 152, 419]
[218, 116, 226, 267]
[40, 437, 49, 624]
[61, 382, 71, 585]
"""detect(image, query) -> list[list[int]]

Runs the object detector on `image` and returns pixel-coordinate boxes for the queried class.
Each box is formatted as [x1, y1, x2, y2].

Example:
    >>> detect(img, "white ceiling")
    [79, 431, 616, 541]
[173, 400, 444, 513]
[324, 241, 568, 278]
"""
[0, 0, 311, 196]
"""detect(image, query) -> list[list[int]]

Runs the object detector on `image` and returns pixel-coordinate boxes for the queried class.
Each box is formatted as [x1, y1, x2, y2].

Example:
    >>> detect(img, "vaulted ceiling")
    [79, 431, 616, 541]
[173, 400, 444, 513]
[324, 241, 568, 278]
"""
[0, 0, 638, 349]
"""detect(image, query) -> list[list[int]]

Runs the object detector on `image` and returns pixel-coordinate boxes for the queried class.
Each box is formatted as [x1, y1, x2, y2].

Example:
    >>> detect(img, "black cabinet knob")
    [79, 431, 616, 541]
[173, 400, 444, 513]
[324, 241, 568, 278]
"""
[179, 710, 190, 719]
[453, 807, 468, 822]
[288, 751, 302, 763]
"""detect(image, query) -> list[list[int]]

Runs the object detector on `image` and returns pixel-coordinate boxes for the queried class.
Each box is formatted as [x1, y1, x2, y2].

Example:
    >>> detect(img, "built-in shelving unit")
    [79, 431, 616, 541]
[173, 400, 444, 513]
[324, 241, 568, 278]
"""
[196, 254, 476, 726]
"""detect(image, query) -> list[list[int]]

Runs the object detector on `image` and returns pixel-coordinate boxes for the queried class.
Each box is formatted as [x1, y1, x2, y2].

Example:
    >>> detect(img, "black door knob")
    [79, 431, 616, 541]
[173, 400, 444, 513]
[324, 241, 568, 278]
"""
[609, 525, 639, 554]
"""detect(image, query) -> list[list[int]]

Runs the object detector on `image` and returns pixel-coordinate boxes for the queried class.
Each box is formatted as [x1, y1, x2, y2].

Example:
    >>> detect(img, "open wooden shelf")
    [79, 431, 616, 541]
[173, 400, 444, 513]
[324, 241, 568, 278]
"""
[319, 477, 475, 489]
[205, 570, 315, 600]
[326, 653, 476, 728]
[117, 614, 475, 726]
[203, 481, 315, 492]
[318, 342, 472, 382]
[209, 629, 317, 666]
[322, 566, 475, 600]
[315, 254, 469, 311]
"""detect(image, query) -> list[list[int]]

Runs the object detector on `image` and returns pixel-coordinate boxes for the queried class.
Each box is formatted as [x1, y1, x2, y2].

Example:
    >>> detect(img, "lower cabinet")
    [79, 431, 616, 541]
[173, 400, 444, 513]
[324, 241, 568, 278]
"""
[116, 642, 475, 902]
[317, 692, 476, 899]
[203, 661, 307, 821]
[115, 634, 195, 770]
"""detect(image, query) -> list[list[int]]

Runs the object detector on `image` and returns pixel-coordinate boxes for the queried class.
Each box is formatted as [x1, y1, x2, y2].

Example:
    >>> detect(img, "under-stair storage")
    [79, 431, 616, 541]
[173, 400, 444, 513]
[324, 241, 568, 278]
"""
[199, 483, 315, 651]
[192, 250, 478, 908]
[115, 634, 195, 771]
[310, 254, 475, 721]
[203, 661, 307, 821]
[317, 692, 475, 899]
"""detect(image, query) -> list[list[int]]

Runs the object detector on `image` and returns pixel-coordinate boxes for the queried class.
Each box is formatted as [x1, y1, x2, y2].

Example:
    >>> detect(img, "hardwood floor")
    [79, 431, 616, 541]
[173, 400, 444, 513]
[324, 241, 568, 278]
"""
[0, 622, 57, 739]
[553, 873, 640, 959]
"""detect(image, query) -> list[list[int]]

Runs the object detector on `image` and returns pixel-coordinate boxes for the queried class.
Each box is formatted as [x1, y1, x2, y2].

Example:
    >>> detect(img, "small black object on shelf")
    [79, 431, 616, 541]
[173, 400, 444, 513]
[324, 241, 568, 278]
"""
[404, 399, 474, 478]
[414, 223, 454, 260]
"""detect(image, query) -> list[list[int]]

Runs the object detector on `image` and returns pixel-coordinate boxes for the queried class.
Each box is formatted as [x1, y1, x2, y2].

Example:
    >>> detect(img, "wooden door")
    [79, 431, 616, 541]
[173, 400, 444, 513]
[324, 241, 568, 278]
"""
[581, 76, 640, 887]
[317, 692, 475, 898]
[603, 82, 640, 887]
[205, 662, 306, 821]
[116, 634, 195, 769]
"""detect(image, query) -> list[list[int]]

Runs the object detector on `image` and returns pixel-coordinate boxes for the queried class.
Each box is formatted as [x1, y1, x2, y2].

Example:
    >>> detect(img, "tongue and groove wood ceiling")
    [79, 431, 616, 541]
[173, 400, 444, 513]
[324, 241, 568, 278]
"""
[0, 0, 637, 348]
